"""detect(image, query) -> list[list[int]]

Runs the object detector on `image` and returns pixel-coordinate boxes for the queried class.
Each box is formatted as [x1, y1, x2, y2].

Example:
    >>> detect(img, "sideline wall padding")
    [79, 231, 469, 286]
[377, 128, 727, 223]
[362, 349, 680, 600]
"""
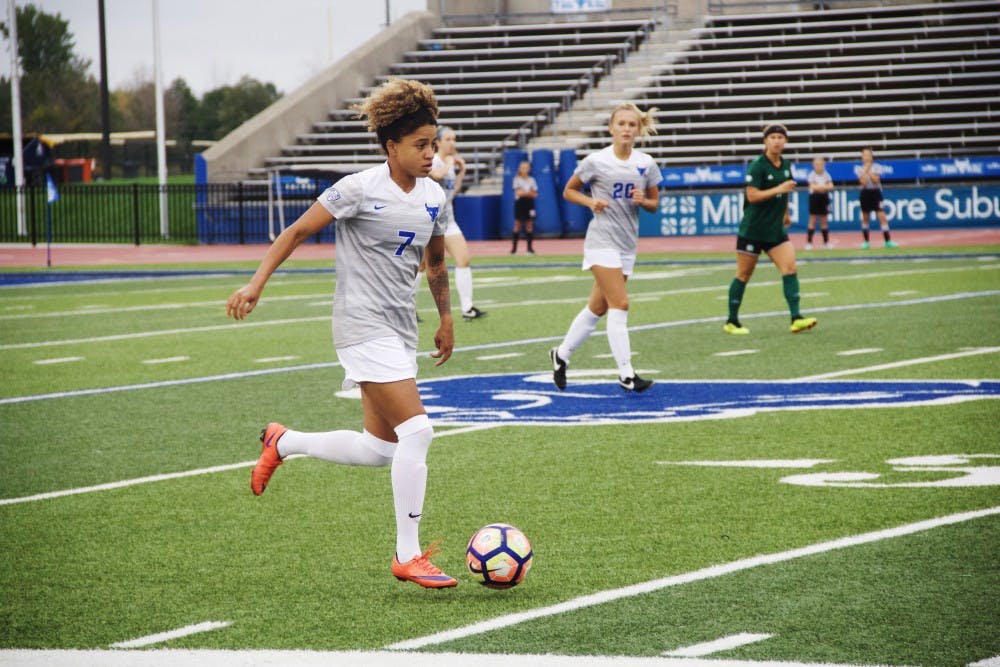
[530, 149, 562, 237]
[558, 148, 590, 236]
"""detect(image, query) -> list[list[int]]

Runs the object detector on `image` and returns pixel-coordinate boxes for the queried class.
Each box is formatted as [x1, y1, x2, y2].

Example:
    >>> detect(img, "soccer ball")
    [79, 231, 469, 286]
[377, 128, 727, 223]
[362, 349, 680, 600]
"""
[465, 523, 533, 589]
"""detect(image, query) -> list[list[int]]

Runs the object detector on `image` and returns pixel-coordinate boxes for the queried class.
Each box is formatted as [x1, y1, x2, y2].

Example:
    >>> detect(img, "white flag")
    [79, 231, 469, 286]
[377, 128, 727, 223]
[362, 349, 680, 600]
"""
[46, 173, 59, 204]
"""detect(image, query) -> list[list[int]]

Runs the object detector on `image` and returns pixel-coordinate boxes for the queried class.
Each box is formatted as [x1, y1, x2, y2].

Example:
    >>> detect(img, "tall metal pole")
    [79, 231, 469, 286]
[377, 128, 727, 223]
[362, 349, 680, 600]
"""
[7, 0, 26, 236]
[97, 0, 111, 180]
[152, 0, 169, 238]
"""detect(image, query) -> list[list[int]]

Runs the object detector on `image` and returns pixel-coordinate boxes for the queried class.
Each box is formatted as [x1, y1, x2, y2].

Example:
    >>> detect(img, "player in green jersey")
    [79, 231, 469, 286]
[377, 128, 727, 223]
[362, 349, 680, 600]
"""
[724, 123, 818, 335]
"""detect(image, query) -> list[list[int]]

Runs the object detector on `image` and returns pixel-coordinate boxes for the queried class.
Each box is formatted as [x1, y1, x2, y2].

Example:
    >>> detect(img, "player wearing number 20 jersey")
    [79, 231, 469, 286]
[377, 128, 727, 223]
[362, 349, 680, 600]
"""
[576, 145, 661, 255]
[318, 163, 446, 350]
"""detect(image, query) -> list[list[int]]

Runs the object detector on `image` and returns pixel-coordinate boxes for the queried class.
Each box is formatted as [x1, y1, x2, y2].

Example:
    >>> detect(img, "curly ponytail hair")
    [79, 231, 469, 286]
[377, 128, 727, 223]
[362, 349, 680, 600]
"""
[352, 78, 439, 150]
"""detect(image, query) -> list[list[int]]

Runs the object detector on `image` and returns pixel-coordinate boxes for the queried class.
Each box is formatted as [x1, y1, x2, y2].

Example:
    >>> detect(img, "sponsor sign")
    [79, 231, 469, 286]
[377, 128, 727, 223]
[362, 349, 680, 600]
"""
[643, 185, 1000, 236]
[661, 156, 1000, 187]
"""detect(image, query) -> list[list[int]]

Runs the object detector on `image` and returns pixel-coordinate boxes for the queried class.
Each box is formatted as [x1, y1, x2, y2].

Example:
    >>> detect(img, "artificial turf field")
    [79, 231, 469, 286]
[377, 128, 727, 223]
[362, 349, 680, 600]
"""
[0, 245, 998, 666]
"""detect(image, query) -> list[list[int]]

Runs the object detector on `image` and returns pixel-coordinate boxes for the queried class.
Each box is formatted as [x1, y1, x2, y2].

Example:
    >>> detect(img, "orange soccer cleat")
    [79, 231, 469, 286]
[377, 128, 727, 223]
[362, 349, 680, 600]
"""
[250, 422, 287, 496]
[391, 541, 457, 589]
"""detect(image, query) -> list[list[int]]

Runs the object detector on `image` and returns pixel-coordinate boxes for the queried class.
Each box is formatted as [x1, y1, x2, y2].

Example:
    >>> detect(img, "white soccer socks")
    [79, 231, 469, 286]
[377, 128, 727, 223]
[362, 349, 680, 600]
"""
[606, 308, 635, 379]
[558, 306, 601, 361]
[391, 414, 433, 564]
[276, 429, 394, 467]
[454, 266, 474, 314]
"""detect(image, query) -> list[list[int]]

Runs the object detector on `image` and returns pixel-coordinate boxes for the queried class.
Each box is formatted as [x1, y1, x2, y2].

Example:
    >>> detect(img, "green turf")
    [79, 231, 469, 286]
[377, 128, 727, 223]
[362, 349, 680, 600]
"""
[0, 247, 998, 665]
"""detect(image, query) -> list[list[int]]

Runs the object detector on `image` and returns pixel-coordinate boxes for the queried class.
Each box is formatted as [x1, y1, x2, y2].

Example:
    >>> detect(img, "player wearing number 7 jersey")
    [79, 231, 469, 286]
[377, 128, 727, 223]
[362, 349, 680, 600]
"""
[226, 79, 457, 588]
[550, 102, 663, 393]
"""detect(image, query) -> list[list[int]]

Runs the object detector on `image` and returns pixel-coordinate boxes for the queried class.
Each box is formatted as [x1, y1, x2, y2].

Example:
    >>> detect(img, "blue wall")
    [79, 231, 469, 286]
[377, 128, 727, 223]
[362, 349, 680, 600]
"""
[642, 185, 1000, 237]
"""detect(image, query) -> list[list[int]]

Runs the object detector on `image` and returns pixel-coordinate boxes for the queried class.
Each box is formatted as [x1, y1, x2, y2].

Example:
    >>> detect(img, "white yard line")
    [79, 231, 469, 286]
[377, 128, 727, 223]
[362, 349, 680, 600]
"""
[0, 425, 497, 506]
[664, 633, 774, 657]
[0, 649, 915, 667]
[108, 622, 231, 649]
[657, 460, 835, 469]
[0, 316, 330, 350]
[798, 347, 1000, 381]
[0, 461, 256, 506]
[4, 264, 996, 348]
[0, 292, 330, 321]
[142, 356, 189, 365]
[32, 356, 84, 365]
[3, 291, 997, 406]
[0, 362, 343, 406]
[385, 506, 1000, 650]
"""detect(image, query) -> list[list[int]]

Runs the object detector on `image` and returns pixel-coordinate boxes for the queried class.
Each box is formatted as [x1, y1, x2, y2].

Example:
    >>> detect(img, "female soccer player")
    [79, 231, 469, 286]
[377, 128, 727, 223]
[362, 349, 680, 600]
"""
[855, 147, 898, 249]
[723, 123, 817, 336]
[549, 102, 662, 393]
[226, 79, 457, 589]
[511, 160, 538, 255]
[806, 156, 833, 249]
[426, 126, 486, 320]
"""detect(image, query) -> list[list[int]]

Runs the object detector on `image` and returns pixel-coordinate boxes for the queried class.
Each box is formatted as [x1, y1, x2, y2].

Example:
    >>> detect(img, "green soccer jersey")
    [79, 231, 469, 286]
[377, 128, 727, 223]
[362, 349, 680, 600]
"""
[739, 153, 792, 242]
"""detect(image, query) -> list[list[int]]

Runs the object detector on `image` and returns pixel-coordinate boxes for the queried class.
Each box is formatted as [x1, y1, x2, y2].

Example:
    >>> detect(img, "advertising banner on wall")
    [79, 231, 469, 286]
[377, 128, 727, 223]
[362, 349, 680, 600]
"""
[659, 156, 1000, 188]
[641, 185, 1000, 237]
[551, 0, 611, 12]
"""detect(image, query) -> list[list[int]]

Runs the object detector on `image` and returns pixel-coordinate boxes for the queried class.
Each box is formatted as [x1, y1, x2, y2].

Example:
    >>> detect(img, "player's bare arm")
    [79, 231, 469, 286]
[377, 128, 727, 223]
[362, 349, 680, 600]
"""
[424, 234, 454, 365]
[226, 203, 334, 320]
[631, 184, 660, 213]
[564, 174, 608, 213]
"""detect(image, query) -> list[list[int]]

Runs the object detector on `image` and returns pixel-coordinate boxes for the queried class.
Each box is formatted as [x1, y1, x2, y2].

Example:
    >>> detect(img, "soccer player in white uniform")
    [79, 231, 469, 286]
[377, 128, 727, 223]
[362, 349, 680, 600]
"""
[806, 156, 833, 249]
[854, 147, 898, 249]
[512, 160, 538, 254]
[420, 126, 487, 320]
[549, 102, 662, 393]
[226, 79, 458, 589]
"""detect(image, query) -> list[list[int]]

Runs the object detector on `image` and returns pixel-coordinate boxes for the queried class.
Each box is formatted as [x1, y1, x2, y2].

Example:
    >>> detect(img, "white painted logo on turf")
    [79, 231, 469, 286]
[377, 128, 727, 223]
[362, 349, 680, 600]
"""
[658, 455, 1000, 488]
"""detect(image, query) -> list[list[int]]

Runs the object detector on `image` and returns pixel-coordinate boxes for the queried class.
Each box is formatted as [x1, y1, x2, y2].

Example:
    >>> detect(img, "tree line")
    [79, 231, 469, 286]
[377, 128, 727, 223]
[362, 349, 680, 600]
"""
[1, 4, 282, 175]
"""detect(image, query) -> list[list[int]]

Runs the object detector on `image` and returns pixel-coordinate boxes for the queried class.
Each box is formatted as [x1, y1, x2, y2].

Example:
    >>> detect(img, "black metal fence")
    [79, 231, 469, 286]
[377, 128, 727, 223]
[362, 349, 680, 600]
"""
[0, 181, 334, 245]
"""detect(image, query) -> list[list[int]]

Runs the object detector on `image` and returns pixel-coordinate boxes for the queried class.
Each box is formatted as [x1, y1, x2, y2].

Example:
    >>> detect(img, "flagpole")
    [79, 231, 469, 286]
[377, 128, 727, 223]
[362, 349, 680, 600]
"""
[7, 0, 26, 237]
[45, 173, 58, 268]
[152, 0, 169, 238]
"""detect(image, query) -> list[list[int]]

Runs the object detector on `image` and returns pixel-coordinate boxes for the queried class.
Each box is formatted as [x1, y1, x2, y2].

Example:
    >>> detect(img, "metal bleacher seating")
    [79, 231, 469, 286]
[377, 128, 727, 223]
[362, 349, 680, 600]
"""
[576, 0, 1000, 166]
[257, 18, 655, 184]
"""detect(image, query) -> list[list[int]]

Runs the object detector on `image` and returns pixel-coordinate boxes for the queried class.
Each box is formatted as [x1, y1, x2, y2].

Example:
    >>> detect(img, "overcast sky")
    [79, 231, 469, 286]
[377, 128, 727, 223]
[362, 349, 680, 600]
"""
[2, 0, 429, 96]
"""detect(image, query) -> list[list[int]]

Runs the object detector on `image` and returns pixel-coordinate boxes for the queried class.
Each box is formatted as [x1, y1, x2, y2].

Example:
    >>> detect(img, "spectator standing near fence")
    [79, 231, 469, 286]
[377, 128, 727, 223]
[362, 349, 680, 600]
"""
[511, 160, 538, 255]
[806, 157, 833, 249]
[226, 79, 458, 589]
[724, 123, 817, 336]
[549, 102, 662, 393]
[855, 147, 899, 249]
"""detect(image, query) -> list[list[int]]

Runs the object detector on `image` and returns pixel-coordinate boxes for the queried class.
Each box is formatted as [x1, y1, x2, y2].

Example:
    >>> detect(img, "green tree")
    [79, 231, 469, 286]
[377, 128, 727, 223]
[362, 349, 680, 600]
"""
[0, 3, 101, 133]
[194, 76, 281, 140]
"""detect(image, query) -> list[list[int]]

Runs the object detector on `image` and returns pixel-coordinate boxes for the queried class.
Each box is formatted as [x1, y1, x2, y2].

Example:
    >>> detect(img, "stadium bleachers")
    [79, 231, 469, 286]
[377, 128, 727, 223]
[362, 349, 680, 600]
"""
[571, 0, 1000, 166]
[254, 18, 655, 183]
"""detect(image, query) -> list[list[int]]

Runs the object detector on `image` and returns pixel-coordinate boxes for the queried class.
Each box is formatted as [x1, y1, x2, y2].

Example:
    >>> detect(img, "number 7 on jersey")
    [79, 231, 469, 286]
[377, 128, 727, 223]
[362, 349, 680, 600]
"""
[395, 230, 416, 256]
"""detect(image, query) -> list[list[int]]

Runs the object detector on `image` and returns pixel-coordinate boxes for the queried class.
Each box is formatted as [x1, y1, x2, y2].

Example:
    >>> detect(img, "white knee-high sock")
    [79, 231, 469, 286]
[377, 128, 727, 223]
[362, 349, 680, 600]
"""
[557, 307, 601, 361]
[454, 266, 473, 313]
[276, 429, 393, 466]
[606, 308, 635, 378]
[391, 414, 433, 563]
